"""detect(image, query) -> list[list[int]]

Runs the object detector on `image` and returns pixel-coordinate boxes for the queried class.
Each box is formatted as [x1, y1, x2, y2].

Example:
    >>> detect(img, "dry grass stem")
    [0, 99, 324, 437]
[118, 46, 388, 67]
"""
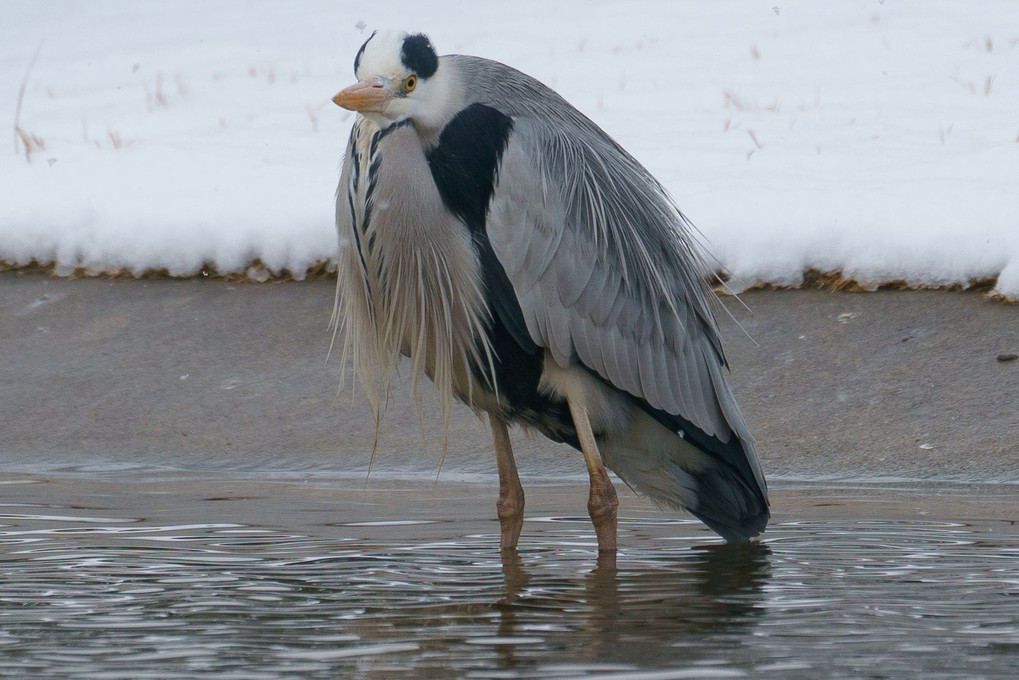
[306, 101, 328, 132]
[93, 131, 130, 150]
[939, 123, 954, 144]
[723, 90, 746, 111]
[175, 72, 189, 98]
[14, 41, 45, 158]
[15, 126, 45, 162]
[146, 73, 168, 109]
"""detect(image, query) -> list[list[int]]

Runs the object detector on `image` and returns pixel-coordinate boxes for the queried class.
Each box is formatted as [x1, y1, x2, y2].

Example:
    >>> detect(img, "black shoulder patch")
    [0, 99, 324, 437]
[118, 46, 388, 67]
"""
[353, 31, 376, 75]
[426, 103, 513, 231]
[427, 103, 544, 413]
[427, 103, 518, 347]
[401, 33, 438, 79]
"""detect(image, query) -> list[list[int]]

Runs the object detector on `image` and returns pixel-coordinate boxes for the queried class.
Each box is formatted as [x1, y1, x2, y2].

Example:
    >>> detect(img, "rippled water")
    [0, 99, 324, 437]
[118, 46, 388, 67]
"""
[1, 478, 1017, 679]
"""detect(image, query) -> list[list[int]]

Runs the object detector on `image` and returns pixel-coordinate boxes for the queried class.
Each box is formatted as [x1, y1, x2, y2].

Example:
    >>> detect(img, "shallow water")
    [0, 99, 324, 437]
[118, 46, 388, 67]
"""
[0, 477, 1016, 679]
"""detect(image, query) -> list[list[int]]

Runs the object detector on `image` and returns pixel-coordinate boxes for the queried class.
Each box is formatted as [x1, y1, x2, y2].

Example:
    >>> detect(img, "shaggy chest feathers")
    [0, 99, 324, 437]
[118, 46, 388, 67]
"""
[334, 117, 499, 428]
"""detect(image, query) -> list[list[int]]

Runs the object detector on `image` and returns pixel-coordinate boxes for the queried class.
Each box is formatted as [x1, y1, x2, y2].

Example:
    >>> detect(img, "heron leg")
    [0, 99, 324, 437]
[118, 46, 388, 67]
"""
[490, 414, 524, 551]
[567, 399, 619, 553]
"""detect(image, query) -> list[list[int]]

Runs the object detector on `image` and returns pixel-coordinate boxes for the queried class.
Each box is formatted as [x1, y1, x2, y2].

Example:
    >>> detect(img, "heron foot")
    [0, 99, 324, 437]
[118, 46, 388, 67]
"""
[490, 414, 524, 551]
[587, 464, 619, 552]
[497, 482, 525, 551]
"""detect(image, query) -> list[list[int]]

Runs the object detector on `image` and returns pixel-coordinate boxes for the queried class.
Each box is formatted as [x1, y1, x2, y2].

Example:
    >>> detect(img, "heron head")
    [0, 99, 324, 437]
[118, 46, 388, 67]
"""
[333, 30, 452, 131]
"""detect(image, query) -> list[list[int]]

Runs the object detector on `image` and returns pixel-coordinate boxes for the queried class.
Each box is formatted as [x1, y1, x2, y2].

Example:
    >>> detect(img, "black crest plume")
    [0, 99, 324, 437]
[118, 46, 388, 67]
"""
[401, 33, 438, 79]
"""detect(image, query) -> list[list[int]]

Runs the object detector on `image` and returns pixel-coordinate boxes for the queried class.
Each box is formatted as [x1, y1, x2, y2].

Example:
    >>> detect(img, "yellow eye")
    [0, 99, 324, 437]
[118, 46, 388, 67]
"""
[404, 75, 417, 92]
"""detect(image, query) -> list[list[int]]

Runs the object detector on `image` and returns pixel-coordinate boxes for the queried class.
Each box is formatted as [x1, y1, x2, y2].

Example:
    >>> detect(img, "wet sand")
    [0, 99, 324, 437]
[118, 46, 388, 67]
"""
[2, 272, 1016, 485]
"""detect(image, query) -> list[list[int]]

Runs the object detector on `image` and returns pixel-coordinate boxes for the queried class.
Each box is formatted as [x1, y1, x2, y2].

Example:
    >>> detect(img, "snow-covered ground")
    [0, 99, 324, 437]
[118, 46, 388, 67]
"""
[3, 1, 1018, 297]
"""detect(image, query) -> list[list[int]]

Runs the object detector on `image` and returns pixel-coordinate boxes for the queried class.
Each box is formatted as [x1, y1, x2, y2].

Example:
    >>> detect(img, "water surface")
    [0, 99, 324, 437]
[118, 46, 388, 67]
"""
[0, 476, 1016, 679]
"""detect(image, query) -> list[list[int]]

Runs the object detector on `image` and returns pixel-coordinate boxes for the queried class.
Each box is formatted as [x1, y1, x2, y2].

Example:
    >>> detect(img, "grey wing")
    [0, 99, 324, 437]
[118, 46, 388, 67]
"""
[486, 118, 764, 488]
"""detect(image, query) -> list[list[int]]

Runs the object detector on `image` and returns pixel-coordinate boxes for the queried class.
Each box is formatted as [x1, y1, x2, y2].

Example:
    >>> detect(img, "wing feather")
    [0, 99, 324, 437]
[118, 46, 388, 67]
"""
[449, 54, 765, 499]
[636, 339, 664, 410]
[488, 124, 737, 437]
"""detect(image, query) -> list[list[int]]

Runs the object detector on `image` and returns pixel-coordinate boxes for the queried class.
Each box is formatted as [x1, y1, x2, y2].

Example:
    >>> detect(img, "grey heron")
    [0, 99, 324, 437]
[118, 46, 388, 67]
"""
[331, 31, 769, 552]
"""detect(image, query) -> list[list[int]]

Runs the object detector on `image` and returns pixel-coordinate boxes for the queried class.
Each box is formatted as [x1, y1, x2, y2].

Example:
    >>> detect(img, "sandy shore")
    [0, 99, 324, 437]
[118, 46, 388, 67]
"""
[2, 272, 1016, 484]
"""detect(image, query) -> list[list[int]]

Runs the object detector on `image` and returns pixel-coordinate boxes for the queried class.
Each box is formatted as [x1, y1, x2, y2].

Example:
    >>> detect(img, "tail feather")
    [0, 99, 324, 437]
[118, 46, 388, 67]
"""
[683, 461, 770, 542]
[601, 409, 769, 542]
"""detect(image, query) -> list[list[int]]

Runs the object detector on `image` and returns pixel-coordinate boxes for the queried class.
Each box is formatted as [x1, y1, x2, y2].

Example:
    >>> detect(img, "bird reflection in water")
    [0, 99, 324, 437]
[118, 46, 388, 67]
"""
[494, 542, 772, 669]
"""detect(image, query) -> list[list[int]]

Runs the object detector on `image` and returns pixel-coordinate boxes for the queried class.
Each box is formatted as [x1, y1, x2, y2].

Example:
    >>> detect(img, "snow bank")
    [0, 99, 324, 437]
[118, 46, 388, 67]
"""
[2, 1, 1017, 297]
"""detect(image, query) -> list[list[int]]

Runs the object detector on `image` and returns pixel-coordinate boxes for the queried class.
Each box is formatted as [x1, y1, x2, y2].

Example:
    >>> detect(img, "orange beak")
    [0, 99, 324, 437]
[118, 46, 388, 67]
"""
[332, 77, 392, 113]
